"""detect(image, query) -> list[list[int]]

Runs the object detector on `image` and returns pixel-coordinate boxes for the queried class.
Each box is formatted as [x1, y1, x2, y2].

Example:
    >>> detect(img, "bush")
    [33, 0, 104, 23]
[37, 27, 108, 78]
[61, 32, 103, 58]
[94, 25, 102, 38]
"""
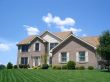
[19, 64, 30, 69]
[75, 67, 79, 70]
[52, 65, 61, 70]
[67, 61, 76, 70]
[88, 66, 94, 70]
[19, 64, 23, 68]
[7, 62, 13, 69]
[41, 64, 49, 69]
[79, 66, 85, 70]
[14, 65, 18, 69]
[62, 65, 67, 69]
[33, 66, 41, 69]
[0, 64, 6, 69]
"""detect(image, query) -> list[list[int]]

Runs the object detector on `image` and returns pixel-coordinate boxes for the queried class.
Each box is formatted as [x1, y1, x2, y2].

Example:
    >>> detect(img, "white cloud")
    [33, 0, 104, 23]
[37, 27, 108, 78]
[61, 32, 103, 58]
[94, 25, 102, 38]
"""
[0, 43, 10, 51]
[23, 25, 40, 36]
[60, 26, 82, 34]
[82, 34, 87, 37]
[42, 13, 81, 34]
[43, 13, 75, 26]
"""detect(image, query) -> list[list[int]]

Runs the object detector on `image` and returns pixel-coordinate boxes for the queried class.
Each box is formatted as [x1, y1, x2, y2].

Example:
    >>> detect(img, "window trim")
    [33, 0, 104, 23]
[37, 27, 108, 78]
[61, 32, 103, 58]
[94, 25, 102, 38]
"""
[49, 43, 58, 50]
[79, 51, 86, 62]
[21, 57, 28, 65]
[34, 42, 41, 51]
[76, 51, 88, 63]
[59, 52, 69, 63]
[21, 45, 29, 52]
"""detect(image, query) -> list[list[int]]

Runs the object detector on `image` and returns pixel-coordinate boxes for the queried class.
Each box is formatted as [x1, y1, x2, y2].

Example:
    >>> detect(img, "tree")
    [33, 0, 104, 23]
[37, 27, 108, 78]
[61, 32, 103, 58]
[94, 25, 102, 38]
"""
[97, 30, 110, 71]
[7, 62, 13, 69]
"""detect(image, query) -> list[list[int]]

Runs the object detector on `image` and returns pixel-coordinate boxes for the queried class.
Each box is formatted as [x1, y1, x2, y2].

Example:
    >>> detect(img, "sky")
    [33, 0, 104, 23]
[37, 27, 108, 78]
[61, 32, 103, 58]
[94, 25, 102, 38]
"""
[0, 0, 110, 65]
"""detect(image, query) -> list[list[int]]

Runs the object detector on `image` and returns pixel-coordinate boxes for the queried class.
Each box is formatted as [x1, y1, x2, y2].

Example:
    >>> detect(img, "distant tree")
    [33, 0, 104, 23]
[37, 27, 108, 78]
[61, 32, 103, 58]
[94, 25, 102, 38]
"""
[0, 64, 6, 69]
[7, 62, 13, 69]
[97, 30, 110, 71]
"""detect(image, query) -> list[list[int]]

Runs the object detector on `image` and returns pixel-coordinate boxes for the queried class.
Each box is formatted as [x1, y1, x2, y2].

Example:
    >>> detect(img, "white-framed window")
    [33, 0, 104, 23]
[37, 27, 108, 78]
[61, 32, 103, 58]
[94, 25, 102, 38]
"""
[33, 42, 40, 51]
[50, 43, 58, 50]
[76, 51, 88, 62]
[21, 57, 28, 65]
[59, 52, 69, 63]
[79, 51, 85, 61]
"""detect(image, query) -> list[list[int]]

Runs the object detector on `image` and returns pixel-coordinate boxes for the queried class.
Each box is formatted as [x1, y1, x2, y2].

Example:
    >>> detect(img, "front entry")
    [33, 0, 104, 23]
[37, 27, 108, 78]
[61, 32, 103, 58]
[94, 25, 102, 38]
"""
[32, 57, 40, 66]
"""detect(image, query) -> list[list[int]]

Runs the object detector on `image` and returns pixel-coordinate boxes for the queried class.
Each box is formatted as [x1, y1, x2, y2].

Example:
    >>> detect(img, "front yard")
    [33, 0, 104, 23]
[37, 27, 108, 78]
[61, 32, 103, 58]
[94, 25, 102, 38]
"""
[0, 69, 110, 82]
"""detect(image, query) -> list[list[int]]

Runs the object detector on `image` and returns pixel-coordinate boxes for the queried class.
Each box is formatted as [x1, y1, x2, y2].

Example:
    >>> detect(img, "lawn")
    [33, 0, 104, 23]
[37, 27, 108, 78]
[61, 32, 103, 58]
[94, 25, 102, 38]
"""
[0, 69, 110, 82]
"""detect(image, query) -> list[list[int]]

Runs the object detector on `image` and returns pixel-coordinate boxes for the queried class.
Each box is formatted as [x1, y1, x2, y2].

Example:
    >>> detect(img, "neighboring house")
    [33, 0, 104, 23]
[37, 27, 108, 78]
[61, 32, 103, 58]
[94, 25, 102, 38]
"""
[17, 31, 99, 68]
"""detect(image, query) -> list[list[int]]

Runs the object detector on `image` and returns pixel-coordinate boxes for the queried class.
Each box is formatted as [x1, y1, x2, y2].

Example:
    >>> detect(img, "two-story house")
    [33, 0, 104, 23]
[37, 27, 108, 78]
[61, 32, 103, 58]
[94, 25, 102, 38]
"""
[17, 31, 99, 68]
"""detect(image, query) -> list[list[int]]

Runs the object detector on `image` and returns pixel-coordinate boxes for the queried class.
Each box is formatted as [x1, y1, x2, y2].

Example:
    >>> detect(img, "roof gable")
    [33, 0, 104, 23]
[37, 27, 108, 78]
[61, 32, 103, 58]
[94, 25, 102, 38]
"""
[51, 34, 97, 52]
[40, 31, 63, 42]
[17, 35, 46, 45]
[53, 31, 73, 40]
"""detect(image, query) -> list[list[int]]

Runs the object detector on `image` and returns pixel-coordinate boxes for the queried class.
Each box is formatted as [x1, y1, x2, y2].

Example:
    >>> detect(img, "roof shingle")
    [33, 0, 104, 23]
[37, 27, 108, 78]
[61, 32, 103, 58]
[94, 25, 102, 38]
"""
[54, 31, 73, 40]
[81, 36, 99, 47]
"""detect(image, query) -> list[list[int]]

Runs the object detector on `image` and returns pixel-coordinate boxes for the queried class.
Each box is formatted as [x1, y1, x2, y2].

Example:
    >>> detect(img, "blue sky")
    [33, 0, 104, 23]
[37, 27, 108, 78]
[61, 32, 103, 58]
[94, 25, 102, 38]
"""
[0, 0, 110, 65]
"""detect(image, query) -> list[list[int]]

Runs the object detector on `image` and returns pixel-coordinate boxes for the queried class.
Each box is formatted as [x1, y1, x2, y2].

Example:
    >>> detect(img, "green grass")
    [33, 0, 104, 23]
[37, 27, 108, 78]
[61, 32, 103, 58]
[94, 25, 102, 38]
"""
[0, 69, 110, 82]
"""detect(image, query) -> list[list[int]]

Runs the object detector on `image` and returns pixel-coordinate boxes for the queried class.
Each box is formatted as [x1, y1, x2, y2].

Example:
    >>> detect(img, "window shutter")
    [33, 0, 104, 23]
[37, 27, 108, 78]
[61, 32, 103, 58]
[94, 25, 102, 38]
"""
[33, 44, 35, 51]
[58, 53, 61, 63]
[39, 43, 41, 51]
[85, 51, 88, 62]
[76, 52, 79, 62]
[67, 52, 69, 62]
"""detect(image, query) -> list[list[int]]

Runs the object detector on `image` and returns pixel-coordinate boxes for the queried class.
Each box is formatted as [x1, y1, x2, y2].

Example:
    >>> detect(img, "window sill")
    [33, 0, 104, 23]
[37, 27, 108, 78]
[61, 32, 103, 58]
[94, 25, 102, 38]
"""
[34, 50, 40, 52]
[78, 61, 88, 64]
[60, 62, 67, 64]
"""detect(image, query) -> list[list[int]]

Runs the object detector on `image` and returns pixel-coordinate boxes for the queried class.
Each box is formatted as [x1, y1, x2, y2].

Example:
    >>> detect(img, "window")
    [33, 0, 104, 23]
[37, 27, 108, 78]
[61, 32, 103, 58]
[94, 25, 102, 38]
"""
[50, 43, 58, 50]
[21, 45, 28, 52]
[35, 43, 40, 51]
[61, 52, 67, 63]
[79, 51, 85, 61]
[21, 57, 28, 65]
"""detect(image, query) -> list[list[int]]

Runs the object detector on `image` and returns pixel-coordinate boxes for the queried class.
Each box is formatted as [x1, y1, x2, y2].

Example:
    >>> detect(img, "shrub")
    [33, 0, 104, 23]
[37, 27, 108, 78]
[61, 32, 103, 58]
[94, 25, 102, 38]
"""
[52, 65, 61, 70]
[67, 61, 76, 70]
[19, 64, 23, 68]
[19, 64, 30, 69]
[14, 65, 18, 69]
[41, 64, 49, 69]
[52, 65, 56, 69]
[7, 62, 13, 69]
[88, 66, 94, 70]
[33, 66, 38, 69]
[0, 64, 6, 69]
[79, 66, 85, 70]
[62, 65, 67, 69]
[75, 67, 79, 70]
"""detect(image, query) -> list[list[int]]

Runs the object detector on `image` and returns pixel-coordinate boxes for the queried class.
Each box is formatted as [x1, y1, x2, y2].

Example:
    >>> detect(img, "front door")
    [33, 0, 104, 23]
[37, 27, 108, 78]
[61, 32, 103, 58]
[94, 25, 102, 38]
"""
[33, 57, 40, 66]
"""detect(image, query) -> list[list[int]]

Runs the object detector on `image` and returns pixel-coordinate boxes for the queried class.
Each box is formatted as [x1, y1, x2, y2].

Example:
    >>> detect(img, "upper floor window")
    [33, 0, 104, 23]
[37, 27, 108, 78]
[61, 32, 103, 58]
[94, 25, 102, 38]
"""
[50, 43, 58, 50]
[21, 45, 29, 52]
[21, 57, 28, 65]
[79, 51, 85, 61]
[35, 43, 40, 51]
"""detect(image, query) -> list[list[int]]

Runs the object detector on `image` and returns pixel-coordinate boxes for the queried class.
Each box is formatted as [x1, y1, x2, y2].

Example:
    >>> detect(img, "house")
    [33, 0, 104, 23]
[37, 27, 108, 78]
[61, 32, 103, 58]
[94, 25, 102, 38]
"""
[17, 31, 99, 68]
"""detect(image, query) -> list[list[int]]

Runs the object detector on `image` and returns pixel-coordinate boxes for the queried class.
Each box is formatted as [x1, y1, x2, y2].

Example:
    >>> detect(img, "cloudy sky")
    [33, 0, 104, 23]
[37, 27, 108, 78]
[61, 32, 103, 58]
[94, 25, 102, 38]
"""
[0, 0, 110, 65]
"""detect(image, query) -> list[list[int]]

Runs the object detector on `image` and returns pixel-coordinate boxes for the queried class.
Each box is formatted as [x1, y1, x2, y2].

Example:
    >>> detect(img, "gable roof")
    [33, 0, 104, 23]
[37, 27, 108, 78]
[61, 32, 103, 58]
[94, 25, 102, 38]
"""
[51, 34, 97, 52]
[17, 31, 99, 47]
[53, 31, 73, 40]
[40, 30, 63, 41]
[81, 36, 99, 47]
[17, 35, 46, 45]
